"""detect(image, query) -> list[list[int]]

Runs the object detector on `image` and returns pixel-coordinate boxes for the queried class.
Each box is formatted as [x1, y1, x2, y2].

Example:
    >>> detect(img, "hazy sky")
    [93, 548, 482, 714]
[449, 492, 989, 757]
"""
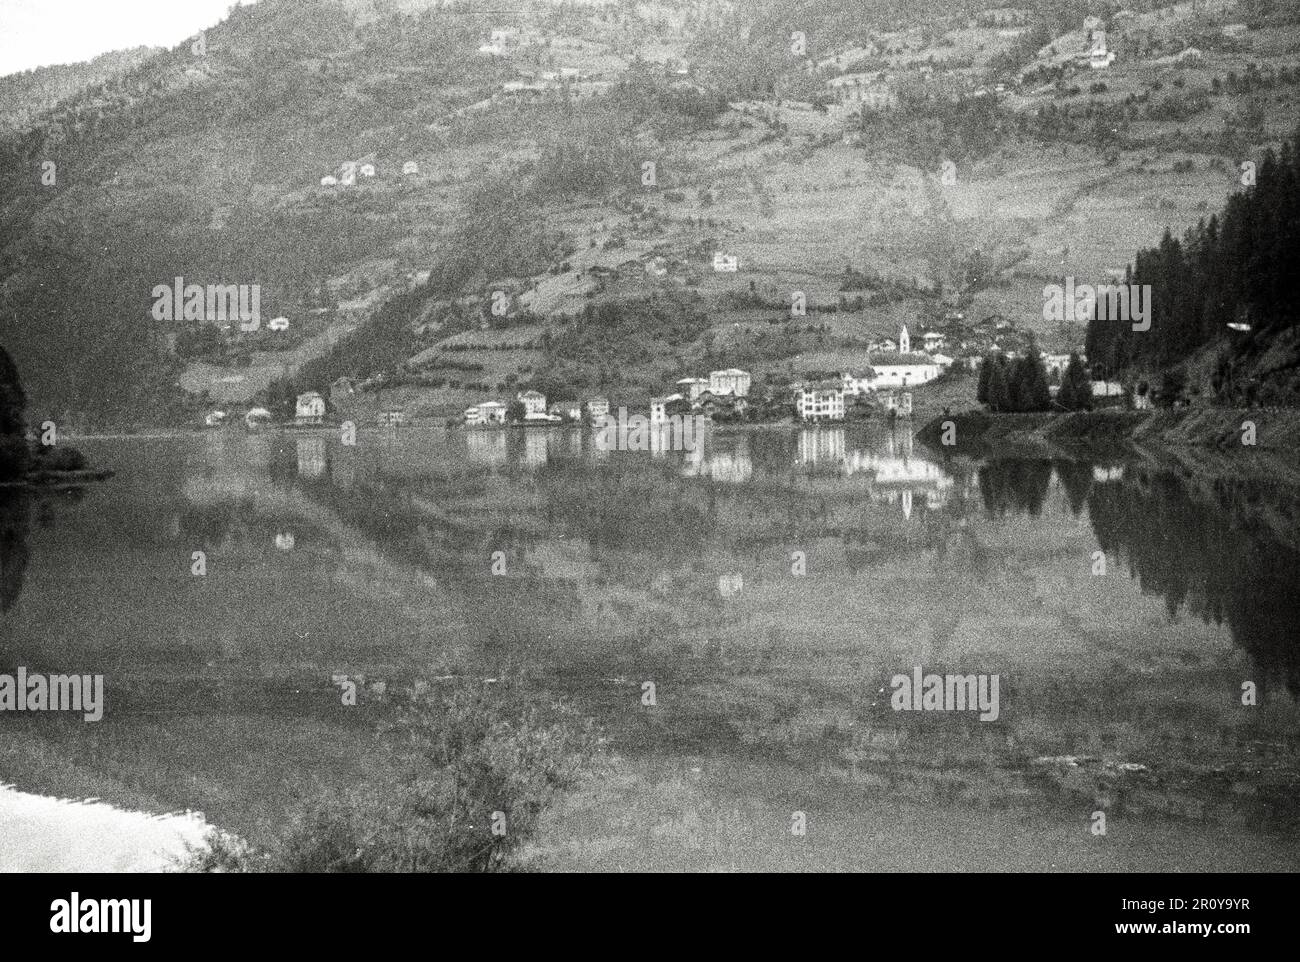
[0, 0, 260, 76]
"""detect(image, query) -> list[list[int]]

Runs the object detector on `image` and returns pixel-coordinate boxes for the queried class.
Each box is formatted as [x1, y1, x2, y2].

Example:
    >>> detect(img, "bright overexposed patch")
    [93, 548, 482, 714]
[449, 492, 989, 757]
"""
[0, 784, 211, 872]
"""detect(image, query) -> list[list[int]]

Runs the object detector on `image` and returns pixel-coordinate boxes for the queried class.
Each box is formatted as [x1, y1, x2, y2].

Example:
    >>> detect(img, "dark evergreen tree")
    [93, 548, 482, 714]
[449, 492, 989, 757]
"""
[1086, 123, 1300, 399]
[0, 345, 26, 438]
[0, 345, 29, 481]
[1058, 352, 1092, 410]
[1017, 339, 1052, 412]
[987, 355, 1011, 412]
[976, 353, 993, 403]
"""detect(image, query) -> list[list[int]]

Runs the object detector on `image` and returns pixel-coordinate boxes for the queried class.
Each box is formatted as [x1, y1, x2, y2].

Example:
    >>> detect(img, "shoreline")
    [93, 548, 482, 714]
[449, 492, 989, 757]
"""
[917, 407, 1300, 460]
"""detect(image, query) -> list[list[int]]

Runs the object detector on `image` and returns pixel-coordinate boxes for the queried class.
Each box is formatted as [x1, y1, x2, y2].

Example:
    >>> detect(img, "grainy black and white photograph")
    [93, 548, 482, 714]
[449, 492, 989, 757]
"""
[0, 0, 1296, 901]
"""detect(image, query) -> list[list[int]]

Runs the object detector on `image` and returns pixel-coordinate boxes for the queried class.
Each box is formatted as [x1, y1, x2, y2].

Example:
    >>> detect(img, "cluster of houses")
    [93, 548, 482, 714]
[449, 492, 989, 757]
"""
[462, 370, 753, 430]
[319, 158, 419, 188]
[464, 391, 612, 426]
[794, 325, 952, 422]
[658, 368, 752, 420]
[460, 325, 967, 429]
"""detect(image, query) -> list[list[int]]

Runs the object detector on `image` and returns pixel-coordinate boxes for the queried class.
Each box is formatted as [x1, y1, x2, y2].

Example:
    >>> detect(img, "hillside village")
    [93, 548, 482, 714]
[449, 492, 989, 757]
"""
[0, 0, 1296, 429]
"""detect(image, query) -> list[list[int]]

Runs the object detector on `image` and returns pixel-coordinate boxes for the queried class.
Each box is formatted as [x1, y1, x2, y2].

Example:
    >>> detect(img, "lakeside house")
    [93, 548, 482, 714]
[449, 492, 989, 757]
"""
[584, 397, 610, 420]
[882, 391, 913, 417]
[795, 382, 846, 422]
[518, 390, 546, 416]
[295, 391, 326, 426]
[518, 389, 558, 421]
[465, 401, 507, 425]
[377, 409, 406, 427]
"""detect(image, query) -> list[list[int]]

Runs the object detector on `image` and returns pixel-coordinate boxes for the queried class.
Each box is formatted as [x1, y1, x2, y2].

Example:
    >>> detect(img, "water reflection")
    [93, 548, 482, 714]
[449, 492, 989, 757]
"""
[0, 491, 30, 614]
[7, 428, 1300, 860]
[1087, 463, 1300, 697]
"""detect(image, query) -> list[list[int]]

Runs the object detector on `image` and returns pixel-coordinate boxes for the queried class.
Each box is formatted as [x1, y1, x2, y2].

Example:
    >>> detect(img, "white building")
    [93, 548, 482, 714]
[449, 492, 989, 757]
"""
[712, 253, 739, 272]
[841, 370, 876, 397]
[922, 331, 945, 351]
[295, 391, 326, 426]
[796, 384, 846, 422]
[359, 163, 376, 178]
[268, 316, 290, 331]
[882, 391, 913, 417]
[584, 397, 610, 420]
[518, 390, 547, 417]
[320, 176, 338, 186]
[402, 161, 419, 175]
[871, 361, 941, 388]
[465, 400, 507, 425]
[244, 407, 273, 430]
[650, 393, 685, 424]
[708, 369, 751, 397]
[676, 377, 710, 401]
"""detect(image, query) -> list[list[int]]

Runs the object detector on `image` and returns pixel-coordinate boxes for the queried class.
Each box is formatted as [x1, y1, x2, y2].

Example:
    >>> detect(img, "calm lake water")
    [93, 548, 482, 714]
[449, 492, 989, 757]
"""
[2, 424, 1298, 871]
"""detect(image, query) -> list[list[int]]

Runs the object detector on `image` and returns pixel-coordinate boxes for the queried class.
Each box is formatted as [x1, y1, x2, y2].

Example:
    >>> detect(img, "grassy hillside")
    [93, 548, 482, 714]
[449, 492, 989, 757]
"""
[0, 0, 1296, 428]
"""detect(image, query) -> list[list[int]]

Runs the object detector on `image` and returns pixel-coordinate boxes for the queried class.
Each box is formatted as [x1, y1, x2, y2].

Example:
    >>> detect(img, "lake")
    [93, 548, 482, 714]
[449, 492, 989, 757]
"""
[2, 423, 1298, 871]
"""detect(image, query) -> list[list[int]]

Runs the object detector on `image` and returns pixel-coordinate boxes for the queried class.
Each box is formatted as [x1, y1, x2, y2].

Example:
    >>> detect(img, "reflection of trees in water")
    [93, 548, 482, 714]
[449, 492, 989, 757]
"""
[0, 491, 31, 613]
[1088, 468, 1300, 698]
[1053, 460, 1094, 517]
[978, 459, 1053, 517]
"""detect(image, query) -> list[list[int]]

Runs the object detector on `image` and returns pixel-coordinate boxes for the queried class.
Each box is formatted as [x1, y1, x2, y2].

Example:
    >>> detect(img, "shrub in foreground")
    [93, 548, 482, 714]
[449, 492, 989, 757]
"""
[179, 687, 603, 873]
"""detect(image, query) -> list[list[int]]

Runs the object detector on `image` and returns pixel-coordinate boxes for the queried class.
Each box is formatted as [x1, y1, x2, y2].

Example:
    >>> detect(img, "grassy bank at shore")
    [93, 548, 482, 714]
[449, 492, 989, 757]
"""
[917, 407, 1300, 459]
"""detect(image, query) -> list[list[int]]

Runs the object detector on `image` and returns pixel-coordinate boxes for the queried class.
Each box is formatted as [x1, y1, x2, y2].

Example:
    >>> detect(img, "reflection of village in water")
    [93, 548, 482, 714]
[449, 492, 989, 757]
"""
[454, 425, 961, 519]
[6, 422, 1300, 863]
[167, 424, 1300, 700]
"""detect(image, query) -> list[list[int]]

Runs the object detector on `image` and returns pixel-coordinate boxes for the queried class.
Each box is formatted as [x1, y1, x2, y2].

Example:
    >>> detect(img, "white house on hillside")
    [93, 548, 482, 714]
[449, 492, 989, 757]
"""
[677, 377, 710, 401]
[870, 358, 941, 388]
[295, 392, 325, 426]
[709, 369, 751, 397]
